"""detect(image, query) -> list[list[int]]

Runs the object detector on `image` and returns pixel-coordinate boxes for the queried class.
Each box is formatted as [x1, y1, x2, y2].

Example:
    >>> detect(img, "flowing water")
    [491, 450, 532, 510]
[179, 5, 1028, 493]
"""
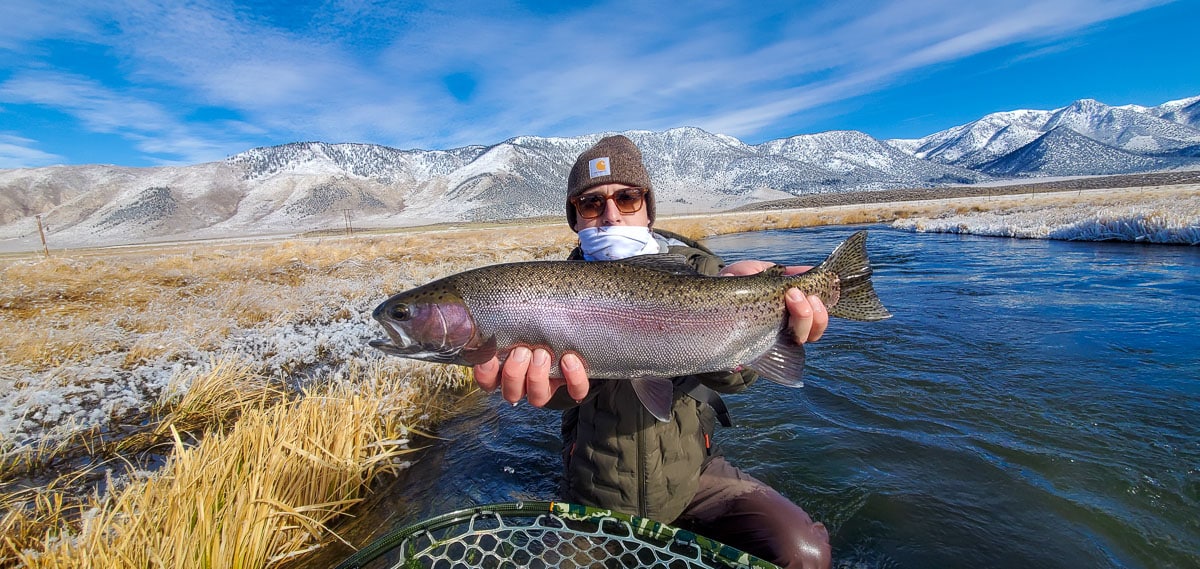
[324, 225, 1200, 569]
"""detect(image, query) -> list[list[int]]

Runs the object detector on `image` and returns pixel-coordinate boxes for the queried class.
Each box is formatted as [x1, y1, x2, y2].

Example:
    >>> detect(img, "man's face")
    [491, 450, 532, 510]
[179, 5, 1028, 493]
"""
[570, 183, 651, 232]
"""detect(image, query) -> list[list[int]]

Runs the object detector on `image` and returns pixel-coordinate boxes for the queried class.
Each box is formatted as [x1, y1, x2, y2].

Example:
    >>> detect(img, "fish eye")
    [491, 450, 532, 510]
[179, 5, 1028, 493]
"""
[389, 304, 412, 320]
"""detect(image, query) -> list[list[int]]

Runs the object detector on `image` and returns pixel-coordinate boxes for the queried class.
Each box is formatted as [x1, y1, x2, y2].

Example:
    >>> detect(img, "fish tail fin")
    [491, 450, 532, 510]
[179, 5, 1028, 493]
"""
[812, 230, 892, 321]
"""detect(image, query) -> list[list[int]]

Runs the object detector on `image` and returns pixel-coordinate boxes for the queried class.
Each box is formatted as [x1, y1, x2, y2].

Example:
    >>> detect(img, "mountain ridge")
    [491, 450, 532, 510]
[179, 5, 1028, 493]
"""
[2, 93, 1199, 251]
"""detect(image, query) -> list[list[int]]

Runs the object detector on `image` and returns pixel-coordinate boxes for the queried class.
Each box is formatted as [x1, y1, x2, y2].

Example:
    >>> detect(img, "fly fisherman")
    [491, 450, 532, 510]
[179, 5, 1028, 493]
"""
[471, 135, 833, 569]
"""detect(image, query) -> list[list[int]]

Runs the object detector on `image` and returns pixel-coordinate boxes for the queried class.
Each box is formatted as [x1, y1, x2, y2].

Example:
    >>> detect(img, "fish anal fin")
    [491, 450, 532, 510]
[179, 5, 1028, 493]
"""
[631, 377, 675, 422]
[747, 331, 806, 387]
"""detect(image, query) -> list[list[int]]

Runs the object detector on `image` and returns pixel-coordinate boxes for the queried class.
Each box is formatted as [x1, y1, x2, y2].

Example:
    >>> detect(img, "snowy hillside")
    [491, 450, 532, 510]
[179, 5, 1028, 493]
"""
[2, 93, 1200, 251]
[891, 94, 1200, 168]
[978, 127, 1173, 177]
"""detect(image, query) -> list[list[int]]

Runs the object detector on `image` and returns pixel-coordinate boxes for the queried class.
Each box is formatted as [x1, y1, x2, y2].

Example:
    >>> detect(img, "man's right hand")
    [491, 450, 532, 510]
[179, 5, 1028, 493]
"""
[472, 348, 590, 407]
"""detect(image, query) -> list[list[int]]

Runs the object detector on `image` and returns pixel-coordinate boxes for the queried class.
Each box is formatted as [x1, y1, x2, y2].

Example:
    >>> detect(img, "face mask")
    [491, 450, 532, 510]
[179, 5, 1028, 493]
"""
[578, 226, 661, 261]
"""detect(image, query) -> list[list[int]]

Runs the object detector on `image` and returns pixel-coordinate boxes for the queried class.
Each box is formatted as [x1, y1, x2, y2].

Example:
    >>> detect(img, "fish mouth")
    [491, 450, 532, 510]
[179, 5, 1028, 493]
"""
[368, 337, 410, 356]
[369, 321, 417, 354]
[369, 322, 463, 364]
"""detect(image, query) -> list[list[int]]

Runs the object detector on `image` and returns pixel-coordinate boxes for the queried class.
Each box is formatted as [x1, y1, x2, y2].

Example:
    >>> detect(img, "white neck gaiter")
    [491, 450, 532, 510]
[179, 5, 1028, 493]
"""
[578, 226, 661, 261]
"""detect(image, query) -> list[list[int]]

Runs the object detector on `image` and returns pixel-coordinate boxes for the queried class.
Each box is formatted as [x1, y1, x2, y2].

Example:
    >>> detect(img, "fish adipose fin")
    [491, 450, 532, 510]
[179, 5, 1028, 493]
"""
[814, 230, 892, 322]
[748, 329, 807, 387]
[631, 377, 675, 422]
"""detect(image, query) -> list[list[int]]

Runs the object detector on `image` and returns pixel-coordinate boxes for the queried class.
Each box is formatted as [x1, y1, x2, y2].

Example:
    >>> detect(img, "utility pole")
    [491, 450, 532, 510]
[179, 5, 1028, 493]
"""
[343, 209, 354, 236]
[35, 214, 49, 257]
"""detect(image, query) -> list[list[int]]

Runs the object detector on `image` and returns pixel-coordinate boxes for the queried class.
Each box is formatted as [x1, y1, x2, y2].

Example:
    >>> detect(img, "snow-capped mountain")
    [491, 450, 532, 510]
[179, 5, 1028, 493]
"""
[1138, 95, 1200, 130]
[2, 94, 1199, 251]
[893, 94, 1200, 168]
[895, 109, 1055, 168]
[759, 130, 981, 186]
[1042, 98, 1200, 154]
[978, 126, 1172, 177]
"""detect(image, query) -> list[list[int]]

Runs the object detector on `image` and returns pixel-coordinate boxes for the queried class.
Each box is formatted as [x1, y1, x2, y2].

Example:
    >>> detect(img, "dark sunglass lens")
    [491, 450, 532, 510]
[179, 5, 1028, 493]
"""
[613, 189, 644, 213]
[576, 195, 605, 218]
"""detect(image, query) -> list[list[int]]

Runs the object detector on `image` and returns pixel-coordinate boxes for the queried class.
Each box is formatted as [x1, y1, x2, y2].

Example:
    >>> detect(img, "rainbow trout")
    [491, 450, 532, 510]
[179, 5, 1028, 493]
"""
[369, 230, 891, 421]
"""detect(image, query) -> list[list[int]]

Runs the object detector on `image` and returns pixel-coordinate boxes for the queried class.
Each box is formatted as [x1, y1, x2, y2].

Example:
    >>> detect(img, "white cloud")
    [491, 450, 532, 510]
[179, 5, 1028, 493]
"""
[0, 71, 177, 133]
[0, 134, 64, 168]
[0, 70, 257, 164]
[0, 0, 1178, 166]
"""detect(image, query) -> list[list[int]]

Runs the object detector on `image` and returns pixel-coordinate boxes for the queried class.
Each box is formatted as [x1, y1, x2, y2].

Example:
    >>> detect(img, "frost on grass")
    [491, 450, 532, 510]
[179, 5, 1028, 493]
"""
[893, 192, 1200, 244]
[0, 229, 567, 457]
[0, 300, 388, 449]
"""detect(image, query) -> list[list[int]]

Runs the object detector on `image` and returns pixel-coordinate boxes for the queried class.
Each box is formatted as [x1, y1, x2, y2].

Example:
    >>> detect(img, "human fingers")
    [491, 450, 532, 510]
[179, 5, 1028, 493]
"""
[806, 294, 828, 342]
[560, 353, 590, 401]
[524, 349, 555, 407]
[473, 357, 501, 392]
[501, 347, 532, 404]
[782, 265, 814, 275]
[718, 260, 775, 277]
[547, 378, 567, 399]
[785, 288, 814, 344]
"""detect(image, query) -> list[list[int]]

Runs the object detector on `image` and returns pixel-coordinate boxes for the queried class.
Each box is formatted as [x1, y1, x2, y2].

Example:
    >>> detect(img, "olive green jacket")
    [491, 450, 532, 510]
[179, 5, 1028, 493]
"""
[547, 230, 759, 522]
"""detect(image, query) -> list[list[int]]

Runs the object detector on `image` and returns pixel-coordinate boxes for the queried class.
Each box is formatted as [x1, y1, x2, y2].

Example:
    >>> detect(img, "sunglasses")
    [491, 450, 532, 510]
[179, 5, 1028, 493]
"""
[570, 187, 648, 219]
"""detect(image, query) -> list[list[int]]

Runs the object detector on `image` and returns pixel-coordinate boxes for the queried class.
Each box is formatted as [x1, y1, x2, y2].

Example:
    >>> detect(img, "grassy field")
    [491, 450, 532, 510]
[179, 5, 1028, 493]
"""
[0, 181, 1194, 568]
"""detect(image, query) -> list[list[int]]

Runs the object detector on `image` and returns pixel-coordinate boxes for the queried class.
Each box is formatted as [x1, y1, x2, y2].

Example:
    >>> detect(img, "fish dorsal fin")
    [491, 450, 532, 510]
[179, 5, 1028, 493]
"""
[631, 377, 675, 422]
[613, 254, 700, 275]
[747, 330, 806, 387]
[762, 264, 788, 277]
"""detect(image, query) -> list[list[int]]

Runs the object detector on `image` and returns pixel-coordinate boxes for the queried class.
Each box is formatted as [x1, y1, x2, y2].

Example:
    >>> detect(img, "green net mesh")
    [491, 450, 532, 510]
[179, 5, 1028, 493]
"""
[334, 501, 779, 569]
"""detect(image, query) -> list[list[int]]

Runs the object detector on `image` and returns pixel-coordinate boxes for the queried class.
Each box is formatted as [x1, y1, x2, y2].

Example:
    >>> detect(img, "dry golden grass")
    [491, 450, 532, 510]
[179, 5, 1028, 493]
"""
[9, 362, 466, 569]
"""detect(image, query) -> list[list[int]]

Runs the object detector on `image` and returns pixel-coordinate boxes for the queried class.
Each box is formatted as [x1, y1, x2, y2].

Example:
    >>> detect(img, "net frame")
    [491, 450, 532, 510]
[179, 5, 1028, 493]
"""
[333, 501, 780, 569]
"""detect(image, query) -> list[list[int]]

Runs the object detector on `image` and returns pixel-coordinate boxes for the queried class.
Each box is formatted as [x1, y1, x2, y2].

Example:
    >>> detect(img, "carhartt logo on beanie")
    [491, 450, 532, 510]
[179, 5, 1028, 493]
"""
[588, 158, 609, 179]
[566, 135, 655, 229]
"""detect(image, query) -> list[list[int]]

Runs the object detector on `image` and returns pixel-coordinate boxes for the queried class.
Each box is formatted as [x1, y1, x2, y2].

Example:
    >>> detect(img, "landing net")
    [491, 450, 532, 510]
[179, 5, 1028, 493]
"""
[333, 500, 779, 569]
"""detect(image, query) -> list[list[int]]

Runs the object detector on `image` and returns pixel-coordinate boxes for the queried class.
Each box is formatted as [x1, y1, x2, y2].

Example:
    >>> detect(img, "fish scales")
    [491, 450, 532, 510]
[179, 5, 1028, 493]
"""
[449, 261, 793, 378]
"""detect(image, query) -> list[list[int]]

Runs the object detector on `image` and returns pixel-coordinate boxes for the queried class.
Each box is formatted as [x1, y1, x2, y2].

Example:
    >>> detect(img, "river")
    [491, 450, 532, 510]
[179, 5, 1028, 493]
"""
[322, 225, 1200, 569]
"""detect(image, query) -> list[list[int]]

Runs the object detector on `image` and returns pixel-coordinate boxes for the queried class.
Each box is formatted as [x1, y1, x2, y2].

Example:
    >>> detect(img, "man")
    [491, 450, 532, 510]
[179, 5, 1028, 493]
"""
[473, 135, 833, 569]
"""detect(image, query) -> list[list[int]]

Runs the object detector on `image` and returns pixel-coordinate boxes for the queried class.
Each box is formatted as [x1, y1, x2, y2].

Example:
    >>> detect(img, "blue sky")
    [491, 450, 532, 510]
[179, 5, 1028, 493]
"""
[0, 0, 1196, 168]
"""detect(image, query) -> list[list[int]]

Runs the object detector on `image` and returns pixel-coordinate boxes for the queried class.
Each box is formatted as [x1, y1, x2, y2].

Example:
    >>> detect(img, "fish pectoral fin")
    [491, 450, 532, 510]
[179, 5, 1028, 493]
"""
[459, 336, 498, 366]
[631, 377, 675, 423]
[747, 331, 806, 387]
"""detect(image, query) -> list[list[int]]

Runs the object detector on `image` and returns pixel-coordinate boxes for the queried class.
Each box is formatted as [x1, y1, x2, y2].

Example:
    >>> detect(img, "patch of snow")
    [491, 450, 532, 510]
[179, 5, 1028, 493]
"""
[892, 193, 1200, 244]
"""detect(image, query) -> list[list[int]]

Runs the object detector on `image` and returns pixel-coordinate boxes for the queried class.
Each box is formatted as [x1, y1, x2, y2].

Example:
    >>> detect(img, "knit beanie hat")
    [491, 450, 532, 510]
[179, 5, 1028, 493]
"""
[566, 135, 655, 229]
